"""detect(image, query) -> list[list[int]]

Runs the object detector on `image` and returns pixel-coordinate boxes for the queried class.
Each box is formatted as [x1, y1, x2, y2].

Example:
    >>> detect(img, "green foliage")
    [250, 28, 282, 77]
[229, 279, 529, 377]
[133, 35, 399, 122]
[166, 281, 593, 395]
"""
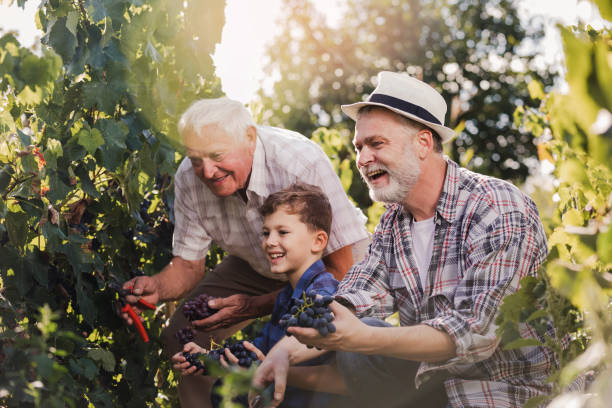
[258, 0, 555, 211]
[0, 0, 225, 406]
[498, 4, 612, 404]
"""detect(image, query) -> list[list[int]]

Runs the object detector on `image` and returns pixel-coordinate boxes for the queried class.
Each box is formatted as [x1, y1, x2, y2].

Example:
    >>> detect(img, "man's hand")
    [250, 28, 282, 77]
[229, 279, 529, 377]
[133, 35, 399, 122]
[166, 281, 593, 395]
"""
[191, 294, 255, 330]
[194, 291, 279, 330]
[288, 301, 369, 352]
[121, 276, 160, 324]
[251, 345, 291, 408]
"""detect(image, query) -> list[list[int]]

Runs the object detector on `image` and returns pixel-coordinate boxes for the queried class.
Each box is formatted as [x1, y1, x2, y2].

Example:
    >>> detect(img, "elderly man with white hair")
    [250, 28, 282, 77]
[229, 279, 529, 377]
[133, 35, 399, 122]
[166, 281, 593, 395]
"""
[121, 98, 369, 408]
[253, 72, 555, 408]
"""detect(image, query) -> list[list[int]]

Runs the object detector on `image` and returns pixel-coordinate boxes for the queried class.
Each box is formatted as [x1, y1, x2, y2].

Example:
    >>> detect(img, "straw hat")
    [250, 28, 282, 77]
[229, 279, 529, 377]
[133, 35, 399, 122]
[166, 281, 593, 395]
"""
[341, 71, 455, 143]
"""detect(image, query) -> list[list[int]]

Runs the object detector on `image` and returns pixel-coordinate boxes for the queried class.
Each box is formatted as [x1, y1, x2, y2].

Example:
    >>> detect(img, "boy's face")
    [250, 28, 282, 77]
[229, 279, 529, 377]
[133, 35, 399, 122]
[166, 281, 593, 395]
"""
[261, 206, 326, 281]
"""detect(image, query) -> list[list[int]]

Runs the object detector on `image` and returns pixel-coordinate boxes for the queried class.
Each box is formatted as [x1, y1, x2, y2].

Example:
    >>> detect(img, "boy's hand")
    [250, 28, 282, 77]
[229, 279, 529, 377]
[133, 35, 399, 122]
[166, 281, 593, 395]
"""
[171, 342, 206, 376]
[221, 341, 265, 368]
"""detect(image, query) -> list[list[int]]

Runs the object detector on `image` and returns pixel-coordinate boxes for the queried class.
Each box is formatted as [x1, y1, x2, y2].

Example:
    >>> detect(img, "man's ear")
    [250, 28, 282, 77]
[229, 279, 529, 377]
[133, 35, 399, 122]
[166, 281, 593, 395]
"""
[311, 230, 328, 253]
[246, 125, 257, 143]
[415, 129, 433, 159]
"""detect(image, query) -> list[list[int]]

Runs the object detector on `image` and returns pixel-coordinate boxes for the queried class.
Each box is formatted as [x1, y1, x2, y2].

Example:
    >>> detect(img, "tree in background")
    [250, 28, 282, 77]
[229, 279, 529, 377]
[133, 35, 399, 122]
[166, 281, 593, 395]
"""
[0, 0, 225, 406]
[258, 0, 554, 208]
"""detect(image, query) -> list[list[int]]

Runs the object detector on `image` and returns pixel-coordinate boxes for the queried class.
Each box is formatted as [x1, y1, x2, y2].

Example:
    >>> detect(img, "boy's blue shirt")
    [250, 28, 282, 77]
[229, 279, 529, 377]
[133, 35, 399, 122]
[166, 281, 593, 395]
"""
[253, 259, 338, 354]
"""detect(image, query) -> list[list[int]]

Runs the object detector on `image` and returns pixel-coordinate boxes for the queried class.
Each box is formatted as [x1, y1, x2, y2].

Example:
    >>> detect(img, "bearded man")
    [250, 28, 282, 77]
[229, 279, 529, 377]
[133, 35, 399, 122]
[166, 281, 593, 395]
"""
[253, 71, 556, 408]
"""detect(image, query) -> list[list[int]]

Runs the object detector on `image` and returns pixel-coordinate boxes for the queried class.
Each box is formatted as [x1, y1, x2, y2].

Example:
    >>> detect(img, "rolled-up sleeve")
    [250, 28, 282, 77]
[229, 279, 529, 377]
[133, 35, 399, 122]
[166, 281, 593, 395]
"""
[422, 210, 548, 365]
[172, 167, 212, 261]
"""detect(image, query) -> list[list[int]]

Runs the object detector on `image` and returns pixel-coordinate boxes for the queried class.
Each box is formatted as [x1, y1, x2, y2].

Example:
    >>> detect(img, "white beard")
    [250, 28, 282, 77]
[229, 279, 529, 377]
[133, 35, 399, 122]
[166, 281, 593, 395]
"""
[360, 144, 421, 204]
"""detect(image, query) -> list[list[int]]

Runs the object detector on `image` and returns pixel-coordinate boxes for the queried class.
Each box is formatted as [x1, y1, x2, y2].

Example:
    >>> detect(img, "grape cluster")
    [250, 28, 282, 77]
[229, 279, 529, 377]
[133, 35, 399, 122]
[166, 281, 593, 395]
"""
[176, 327, 195, 345]
[175, 294, 218, 345]
[182, 294, 218, 321]
[182, 351, 204, 372]
[279, 290, 336, 336]
[208, 341, 258, 368]
[182, 341, 259, 375]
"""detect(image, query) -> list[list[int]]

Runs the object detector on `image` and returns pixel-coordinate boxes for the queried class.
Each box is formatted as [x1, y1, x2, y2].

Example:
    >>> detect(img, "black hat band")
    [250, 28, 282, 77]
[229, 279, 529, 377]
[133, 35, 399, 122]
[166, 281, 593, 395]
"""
[368, 93, 442, 126]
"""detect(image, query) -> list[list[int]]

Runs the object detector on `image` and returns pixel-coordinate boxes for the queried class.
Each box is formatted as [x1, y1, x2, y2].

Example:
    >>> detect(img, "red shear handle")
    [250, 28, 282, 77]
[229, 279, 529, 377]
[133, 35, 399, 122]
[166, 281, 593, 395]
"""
[137, 299, 156, 310]
[121, 304, 149, 343]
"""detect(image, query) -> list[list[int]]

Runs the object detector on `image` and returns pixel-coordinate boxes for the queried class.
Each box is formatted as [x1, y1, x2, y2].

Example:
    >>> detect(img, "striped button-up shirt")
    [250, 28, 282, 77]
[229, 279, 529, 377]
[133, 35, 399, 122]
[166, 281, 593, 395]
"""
[337, 159, 555, 407]
[172, 125, 369, 280]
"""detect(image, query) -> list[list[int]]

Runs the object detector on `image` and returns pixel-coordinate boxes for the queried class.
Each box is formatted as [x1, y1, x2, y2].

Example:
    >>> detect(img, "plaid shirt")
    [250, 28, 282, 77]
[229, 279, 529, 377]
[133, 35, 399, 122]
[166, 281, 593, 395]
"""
[172, 125, 368, 280]
[337, 159, 555, 407]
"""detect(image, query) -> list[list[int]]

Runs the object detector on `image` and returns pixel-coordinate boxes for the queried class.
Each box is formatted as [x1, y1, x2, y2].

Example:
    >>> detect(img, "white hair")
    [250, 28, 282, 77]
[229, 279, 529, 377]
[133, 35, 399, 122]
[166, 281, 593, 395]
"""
[177, 97, 256, 142]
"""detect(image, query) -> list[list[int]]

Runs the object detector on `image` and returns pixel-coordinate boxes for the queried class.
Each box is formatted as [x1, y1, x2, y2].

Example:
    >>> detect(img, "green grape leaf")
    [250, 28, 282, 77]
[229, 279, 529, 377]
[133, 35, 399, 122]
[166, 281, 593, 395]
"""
[76, 279, 97, 327]
[33, 354, 55, 380]
[597, 223, 612, 265]
[593, 0, 612, 21]
[74, 161, 100, 197]
[88, 349, 116, 372]
[561, 209, 584, 227]
[98, 119, 128, 171]
[44, 138, 63, 170]
[46, 171, 72, 204]
[5, 210, 29, 248]
[82, 82, 119, 114]
[77, 128, 105, 155]
[47, 17, 77, 64]
[66, 10, 79, 36]
[503, 337, 544, 350]
[528, 80, 545, 100]
[0, 109, 16, 134]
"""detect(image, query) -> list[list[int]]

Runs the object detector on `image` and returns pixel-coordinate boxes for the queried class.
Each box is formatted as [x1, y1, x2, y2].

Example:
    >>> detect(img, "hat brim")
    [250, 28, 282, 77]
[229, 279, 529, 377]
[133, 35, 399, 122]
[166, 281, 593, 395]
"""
[341, 101, 455, 143]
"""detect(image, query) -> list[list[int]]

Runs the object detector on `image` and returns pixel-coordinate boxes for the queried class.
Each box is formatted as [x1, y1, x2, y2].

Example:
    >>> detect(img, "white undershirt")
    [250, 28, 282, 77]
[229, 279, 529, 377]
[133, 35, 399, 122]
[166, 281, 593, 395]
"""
[410, 216, 435, 289]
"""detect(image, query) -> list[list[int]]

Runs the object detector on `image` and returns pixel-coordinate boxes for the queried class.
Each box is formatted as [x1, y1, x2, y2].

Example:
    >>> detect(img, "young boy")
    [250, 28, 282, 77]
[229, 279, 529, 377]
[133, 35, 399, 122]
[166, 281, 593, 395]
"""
[172, 183, 348, 407]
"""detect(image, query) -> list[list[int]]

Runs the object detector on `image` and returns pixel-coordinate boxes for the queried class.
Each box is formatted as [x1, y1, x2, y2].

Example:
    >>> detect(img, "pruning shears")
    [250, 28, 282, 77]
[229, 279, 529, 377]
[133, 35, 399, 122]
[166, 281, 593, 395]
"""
[108, 279, 156, 342]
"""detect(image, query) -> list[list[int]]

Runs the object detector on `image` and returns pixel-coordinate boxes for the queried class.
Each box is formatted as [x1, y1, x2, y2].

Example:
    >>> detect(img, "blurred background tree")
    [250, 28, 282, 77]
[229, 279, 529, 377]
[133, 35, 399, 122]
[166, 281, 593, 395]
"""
[258, 0, 555, 208]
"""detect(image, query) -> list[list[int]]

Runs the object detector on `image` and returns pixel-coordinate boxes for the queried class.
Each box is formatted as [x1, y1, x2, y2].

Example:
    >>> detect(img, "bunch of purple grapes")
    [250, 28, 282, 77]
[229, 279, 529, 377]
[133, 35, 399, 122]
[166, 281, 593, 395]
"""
[279, 290, 335, 336]
[176, 294, 218, 345]
[208, 341, 258, 368]
[182, 340, 258, 375]
[176, 327, 195, 345]
[182, 293, 218, 321]
[182, 351, 205, 372]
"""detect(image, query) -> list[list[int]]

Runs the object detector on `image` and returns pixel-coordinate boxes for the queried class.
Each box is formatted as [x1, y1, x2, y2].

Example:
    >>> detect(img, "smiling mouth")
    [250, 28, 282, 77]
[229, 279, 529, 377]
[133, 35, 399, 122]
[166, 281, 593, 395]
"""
[268, 253, 285, 260]
[210, 174, 229, 183]
[366, 169, 387, 181]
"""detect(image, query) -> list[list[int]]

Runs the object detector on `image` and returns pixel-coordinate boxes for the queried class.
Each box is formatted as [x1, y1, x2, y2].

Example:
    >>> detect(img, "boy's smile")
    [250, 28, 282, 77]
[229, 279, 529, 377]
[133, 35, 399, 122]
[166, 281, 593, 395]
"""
[261, 206, 325, 287]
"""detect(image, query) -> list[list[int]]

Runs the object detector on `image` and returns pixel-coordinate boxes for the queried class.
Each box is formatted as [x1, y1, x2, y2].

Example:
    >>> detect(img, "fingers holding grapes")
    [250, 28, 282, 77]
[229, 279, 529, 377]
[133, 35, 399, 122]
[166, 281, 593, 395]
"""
[288, 300, 363, 351]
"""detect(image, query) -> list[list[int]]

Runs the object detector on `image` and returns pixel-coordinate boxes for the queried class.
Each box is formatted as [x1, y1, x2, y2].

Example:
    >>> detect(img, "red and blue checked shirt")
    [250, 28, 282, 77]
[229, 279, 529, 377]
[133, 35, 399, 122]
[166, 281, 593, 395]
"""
[337, 159, 556, 407]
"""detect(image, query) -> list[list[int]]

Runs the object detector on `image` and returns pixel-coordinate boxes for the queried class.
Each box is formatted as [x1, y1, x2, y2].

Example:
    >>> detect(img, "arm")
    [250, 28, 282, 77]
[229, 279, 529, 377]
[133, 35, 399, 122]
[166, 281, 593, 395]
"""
[322, 244, 354, 282]
[422, 206, 548, 365]
[289, 301, 456, 362]
[252, 335, 327, 407]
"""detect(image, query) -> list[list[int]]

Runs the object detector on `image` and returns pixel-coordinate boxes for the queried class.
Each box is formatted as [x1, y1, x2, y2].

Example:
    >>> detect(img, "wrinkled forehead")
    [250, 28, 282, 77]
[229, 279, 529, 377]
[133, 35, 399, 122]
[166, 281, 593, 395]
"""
[182, 125, 239, 155]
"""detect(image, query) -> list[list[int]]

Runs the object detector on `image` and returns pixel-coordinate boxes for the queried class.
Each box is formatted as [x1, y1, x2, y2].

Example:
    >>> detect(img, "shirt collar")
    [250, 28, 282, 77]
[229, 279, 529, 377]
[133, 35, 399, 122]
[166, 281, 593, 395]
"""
[435, 158, 459, 224]
[291, 259, 327, 300]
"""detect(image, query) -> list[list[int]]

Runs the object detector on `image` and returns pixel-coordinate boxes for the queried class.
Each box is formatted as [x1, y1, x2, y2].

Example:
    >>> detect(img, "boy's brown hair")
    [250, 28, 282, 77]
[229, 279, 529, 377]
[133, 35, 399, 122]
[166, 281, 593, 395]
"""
[259, 182, 332, 235]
